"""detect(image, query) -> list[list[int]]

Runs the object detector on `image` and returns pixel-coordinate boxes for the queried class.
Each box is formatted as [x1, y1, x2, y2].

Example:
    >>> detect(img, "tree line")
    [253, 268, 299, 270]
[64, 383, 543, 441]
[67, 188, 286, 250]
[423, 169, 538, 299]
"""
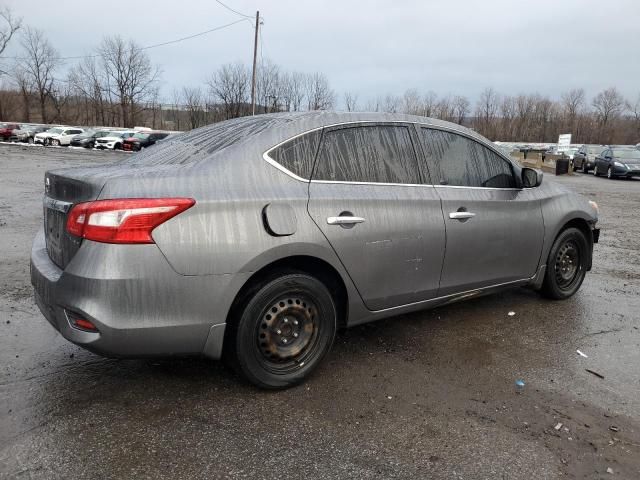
[1, 7, 639, 145]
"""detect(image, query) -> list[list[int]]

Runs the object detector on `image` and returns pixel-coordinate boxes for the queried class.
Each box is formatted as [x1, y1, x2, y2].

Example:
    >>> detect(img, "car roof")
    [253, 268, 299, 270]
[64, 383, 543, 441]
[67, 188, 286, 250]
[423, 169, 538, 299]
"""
[126, 112, 504, 168]
[177, 111, 494, 153]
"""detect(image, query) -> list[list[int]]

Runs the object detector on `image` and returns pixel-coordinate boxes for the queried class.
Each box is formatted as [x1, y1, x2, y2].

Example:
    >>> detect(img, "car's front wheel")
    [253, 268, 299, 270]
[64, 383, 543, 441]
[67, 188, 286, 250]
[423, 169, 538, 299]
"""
[540, 227, 589, 300]
[607, 166, 615, 179]
[581, 161, 589, 173]
[225, 272, 337, 389]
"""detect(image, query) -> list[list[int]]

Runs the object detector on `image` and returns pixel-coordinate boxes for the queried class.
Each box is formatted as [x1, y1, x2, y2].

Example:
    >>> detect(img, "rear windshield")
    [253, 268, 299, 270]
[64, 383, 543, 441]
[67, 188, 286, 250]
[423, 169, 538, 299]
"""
[587, 146, 603, 154]
[125, 115, 293, 166]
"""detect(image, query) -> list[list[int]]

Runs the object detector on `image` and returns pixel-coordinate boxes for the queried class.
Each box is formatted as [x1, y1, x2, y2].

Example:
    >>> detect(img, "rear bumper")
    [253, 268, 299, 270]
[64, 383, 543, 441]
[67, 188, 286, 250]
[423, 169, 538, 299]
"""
[30, 229, 245, 359]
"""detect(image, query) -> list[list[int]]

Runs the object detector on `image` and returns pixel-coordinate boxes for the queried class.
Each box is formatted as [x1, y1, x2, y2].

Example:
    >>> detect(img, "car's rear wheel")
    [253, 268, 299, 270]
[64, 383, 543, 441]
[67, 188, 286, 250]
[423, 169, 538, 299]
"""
[225, 272, 337, 389]
[540, 227, 589, 300]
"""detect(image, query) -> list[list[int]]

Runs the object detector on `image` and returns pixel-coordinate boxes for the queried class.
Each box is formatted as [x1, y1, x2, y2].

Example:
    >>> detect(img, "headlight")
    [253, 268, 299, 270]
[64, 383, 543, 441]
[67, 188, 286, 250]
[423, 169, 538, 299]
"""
[588, 200, 599, 212]
[613, 161, 624, 168]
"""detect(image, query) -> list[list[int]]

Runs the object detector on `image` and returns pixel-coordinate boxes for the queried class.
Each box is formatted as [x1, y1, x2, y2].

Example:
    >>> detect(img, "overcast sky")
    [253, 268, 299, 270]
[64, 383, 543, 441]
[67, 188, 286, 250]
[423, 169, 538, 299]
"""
[3, 0, 639, 106]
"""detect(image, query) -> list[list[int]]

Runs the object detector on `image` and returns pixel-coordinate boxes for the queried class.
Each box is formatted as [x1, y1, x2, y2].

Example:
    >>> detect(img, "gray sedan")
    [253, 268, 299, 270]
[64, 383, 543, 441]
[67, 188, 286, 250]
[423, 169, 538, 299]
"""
[31, 112, 600, 388]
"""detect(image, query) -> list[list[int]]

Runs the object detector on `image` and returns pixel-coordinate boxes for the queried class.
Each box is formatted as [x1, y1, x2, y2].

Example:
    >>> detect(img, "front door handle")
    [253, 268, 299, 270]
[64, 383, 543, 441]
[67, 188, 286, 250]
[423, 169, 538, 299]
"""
[327, 216, 366, 225]
[449, 211, 476, 220]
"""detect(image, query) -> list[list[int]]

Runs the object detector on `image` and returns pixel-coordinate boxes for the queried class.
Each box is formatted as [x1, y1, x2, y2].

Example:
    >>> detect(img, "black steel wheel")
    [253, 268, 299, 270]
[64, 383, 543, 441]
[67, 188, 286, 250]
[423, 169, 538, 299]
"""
[225, 272, 337, 389]
[541, 227, 589, 299]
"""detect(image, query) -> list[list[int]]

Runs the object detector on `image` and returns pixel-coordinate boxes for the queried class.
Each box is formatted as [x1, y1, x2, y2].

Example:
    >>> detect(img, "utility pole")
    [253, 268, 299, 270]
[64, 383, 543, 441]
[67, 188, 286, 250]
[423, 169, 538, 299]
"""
[250, 10, 260, 116]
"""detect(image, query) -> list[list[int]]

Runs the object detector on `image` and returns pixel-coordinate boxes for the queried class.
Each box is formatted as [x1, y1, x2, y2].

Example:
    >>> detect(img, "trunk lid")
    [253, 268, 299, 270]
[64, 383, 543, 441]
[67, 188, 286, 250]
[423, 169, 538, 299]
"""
[42, 162, 159, 269]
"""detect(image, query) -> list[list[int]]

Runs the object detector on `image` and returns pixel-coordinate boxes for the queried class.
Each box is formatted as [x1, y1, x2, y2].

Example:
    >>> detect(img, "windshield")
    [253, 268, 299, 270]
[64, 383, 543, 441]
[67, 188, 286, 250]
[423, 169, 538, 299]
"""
[587, 146, 603, 154]
[94, 130, 113, 138]
[78, 130, 95, 137]
[133, 133, 149, 139]
[48, 128, 64, 134]
[613, 149, 640, 160]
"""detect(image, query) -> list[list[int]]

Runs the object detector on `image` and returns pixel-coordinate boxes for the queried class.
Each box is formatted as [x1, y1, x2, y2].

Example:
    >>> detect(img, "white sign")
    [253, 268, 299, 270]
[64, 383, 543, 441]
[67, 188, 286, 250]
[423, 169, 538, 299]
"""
[557, 134, 572, 152]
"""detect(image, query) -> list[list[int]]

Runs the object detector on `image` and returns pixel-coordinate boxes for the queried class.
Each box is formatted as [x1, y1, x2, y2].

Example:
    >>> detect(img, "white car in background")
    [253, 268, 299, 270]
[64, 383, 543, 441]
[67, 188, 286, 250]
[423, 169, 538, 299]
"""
[34, 127, 84, 146]
[94, 131, 137, 150]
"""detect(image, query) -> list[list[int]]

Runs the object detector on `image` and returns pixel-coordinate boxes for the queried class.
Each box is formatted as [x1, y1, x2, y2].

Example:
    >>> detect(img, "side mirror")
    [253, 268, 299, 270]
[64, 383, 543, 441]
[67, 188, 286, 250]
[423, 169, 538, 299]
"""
[522, 167, 543, 188]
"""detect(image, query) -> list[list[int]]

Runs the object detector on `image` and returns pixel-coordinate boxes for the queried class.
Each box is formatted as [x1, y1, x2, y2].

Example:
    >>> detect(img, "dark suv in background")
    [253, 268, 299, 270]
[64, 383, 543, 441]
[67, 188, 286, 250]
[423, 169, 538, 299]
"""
[594, 147, 640, 179]
[122, 132, 170, 151]
[573, 145, 604, 173]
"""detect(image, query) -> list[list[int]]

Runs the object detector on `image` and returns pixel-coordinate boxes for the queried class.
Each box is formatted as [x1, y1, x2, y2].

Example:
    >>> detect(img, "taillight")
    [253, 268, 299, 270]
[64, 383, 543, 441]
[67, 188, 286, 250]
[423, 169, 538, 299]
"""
[66, 198, 195, 244]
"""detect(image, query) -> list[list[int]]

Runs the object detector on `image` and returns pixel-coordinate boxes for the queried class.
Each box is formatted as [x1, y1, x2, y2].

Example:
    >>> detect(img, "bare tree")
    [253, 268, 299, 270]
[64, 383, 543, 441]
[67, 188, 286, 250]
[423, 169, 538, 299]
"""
[423, 91, 438, 117]
[343, 91, 359, 112]
[305, 72, 334, 110]
[182, 86, 205, 129]
[382, 94, 401, 113]
[18, 27, 59, 123]
[402, 88, 422, 115]
[207, 62, 250, 119]
[0, 7, 22, 75]
[99, 36, 160, 127]
[474, 87, 500, 139]
[592, 87, 626, 138]
[452, 95, 470, 125]
[256, 59, 281, 113]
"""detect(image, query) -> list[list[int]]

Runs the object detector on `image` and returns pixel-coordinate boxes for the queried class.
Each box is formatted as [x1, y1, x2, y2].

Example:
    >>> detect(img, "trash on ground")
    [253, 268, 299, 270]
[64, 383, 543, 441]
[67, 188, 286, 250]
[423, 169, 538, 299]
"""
[508, 311, 516, 316]
[586, 368, 605, 379]
[554, 422, 563, 430]
[576, 349, 588, 358]
[609, 426, 619, 432]
[607, 467, 614, 474]
[515, 379, 525, 393]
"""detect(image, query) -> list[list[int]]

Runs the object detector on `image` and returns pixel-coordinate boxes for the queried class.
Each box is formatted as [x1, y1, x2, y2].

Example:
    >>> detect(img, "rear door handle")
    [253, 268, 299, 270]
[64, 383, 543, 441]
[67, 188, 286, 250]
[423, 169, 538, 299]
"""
[327, 216, 366, 225]
[449, 212, 476, 220]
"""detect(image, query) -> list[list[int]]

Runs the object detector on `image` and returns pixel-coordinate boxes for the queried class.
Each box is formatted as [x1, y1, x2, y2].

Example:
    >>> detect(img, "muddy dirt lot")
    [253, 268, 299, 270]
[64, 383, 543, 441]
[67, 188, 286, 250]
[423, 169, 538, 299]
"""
[0, 144, 639, 479]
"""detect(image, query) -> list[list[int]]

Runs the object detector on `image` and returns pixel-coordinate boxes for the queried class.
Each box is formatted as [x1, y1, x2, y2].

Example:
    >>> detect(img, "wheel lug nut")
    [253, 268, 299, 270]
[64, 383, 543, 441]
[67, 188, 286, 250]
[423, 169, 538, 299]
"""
[283, 338, 288, 344]
[293, 333, 299, 338]
[276, 329, 282, 335]
[293, 320, 298, 326]
[284, 318, 288, 323]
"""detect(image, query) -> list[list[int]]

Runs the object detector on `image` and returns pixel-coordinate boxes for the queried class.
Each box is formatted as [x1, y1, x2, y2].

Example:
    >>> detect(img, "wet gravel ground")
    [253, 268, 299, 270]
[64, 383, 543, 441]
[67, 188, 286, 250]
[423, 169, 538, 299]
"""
[0, 144, 639, 479]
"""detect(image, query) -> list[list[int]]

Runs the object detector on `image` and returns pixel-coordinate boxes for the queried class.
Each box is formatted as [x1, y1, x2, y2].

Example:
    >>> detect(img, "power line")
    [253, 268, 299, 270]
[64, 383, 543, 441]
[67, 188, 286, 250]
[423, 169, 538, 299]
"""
[0, 19, 249, 62]
[214, 0, 254, 19]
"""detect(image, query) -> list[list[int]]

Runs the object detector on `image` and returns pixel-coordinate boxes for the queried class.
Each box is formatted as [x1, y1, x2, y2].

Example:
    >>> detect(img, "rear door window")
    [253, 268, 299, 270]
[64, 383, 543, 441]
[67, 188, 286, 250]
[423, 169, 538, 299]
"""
[313, 125, 420, 184]
[420, 128, 515, 188]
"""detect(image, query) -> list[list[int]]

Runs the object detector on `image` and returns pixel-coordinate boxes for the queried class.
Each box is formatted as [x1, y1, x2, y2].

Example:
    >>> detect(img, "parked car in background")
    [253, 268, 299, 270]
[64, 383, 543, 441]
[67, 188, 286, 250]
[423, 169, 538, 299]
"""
[34, 127, 84, 146]
[94, 131, 136, 150]
[0, 123, 21, 141]
[122, 132, 170, 151]
[573, 145, 604, 173]
[593, 147, 640, 179]
[11, 125, 48, 144]
[562, 147, 579, 160]
[69, 130, 115, 149]
[30, 112, 600, 389]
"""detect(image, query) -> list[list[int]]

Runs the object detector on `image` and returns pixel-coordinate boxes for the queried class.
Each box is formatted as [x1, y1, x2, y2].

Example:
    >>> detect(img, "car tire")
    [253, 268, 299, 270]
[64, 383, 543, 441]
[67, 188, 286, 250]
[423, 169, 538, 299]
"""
[581, 161, 589, 174]
[540, 227, 589, 300]
[607, 166, 615, 179]
[27, 137, 34, 144]
[224, 272, 337, 389]
[593, 164, 599, 176]
[51, 139, 59, 147]
[114, 143, 121, 150]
